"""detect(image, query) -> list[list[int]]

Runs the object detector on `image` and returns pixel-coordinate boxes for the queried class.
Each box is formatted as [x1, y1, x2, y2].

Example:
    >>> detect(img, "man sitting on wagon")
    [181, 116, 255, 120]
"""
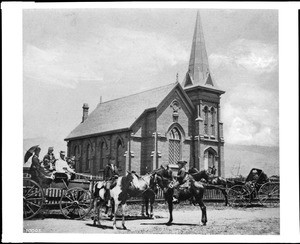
[54, 151, 75, 182]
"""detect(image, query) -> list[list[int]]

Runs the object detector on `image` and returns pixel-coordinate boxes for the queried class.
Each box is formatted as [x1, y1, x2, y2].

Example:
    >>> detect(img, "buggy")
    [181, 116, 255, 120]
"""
[227, 168, 280, 207]
[23, 172, 95, 220]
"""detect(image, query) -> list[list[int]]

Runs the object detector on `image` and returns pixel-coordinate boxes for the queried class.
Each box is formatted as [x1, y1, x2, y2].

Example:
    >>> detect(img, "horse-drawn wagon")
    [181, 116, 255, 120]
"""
[23, 173, 95, 220]
[227, 168, 280, 207]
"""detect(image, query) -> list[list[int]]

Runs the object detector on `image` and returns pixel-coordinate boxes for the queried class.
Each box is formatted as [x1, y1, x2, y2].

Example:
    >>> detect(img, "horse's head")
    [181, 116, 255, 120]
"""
[188, 167, 199, 174]
[190, 169, 210, 182]
[199, 170, 210, 182]
[125, 171, 140, 190]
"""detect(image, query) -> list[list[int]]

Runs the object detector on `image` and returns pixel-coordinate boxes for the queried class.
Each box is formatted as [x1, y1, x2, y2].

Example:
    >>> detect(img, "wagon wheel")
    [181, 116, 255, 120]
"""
[227, 185, 250, 207]
[258, 182, 280, 207]
[59, 187, 92, 219]
[23, 178, 44, 219]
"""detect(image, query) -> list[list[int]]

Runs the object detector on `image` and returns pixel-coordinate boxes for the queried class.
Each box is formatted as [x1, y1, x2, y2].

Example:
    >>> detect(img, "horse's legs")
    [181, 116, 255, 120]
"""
[93, 198, 100, 226]
[149, 192, 155, 219]
[112, 200, 119, 230]
[121, 204, 127, 230]
[144, 197, 149, 217]
[166, 197, 173, 225]
[141, 201, 145, 216]
[198, 194, 207, 226]
[222, 189, 228, 206]
[108, 198, 114, 220]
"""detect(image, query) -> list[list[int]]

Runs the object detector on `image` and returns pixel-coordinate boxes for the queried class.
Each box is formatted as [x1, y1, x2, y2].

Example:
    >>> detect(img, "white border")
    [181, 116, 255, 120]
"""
[2, 2, 299, 243]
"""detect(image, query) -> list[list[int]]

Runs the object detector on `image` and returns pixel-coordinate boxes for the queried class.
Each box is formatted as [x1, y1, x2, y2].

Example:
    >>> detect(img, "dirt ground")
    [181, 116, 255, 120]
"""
[23, 203, 280, 235]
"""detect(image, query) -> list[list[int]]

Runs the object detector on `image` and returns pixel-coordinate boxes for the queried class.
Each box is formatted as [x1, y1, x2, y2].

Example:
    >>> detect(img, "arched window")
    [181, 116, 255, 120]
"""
[73, 145, 80, 171]
[85, 144, 92, 171]
[116, 139, 123, 171]
[169, 127, 181, 164]
[204, 106, 209, 135]
[211, 107, 215, 136]
[99, 142, 105, 170]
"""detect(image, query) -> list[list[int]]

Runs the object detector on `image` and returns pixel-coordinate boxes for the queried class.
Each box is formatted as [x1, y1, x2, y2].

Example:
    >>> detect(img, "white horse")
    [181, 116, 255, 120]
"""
[110, 171, 140, 230]
[92, 171, 139, 230]
[92, 181, 107, 226]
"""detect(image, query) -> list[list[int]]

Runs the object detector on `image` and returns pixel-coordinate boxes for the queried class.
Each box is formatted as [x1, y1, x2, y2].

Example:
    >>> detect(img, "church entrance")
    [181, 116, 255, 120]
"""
[168, 127, 181, 164]
[203, 148, 218, 175]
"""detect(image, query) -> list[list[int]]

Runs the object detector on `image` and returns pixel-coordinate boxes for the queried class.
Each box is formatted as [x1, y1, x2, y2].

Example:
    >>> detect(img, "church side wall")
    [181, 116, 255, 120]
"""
[67, 131, 129, 177]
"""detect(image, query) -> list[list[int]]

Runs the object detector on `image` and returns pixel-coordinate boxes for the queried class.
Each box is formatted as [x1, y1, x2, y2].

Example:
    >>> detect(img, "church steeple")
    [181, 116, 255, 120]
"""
[183, 11, 214, 88]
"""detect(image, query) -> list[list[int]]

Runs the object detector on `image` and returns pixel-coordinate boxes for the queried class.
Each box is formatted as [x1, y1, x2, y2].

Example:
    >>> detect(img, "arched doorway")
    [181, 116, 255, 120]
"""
[169, 127, 181, 164]
[203, 147, 218, 175]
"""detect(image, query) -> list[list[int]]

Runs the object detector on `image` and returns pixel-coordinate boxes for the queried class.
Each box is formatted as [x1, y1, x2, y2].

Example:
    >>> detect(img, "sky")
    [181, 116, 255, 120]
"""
[23, 8, 279, 150]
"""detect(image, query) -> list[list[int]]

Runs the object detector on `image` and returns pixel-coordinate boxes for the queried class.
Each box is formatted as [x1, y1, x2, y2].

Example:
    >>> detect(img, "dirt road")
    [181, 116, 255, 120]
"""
[23, 203, 279, 235]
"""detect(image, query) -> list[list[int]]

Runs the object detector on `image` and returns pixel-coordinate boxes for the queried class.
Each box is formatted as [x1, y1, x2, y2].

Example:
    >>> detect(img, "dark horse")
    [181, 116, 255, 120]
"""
[188, 167, 230, 206]
[127, 172, 159, 218]
[154, 166, 207, 226]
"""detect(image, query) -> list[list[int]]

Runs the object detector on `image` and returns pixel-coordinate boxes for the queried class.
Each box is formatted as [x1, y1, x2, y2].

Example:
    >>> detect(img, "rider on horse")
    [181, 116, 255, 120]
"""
[172, 160, 188, 203]
[103, 157, 119, 207]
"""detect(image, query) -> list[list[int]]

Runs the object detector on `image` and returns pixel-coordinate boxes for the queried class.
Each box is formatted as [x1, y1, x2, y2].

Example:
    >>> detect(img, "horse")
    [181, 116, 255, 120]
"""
[127, 172, 158, 218]
[155, 167, 207, 226]
[188, 167, 230, 206]
[92, 181, 107, 226]
[110, 171, 140, 230]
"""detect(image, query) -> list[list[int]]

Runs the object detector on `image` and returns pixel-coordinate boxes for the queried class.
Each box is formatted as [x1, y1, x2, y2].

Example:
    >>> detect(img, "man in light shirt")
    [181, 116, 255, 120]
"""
[55, 151, 75, 181]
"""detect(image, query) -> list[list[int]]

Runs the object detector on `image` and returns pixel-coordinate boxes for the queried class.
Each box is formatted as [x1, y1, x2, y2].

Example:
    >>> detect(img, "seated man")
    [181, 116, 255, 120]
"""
[172, 160, 188, 203]
[66, 156, 76, 170]
[55, 151, 75, 182]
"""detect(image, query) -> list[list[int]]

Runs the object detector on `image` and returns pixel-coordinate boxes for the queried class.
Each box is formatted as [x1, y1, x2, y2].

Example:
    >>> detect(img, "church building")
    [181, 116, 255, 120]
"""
[65, 11, 225, 178]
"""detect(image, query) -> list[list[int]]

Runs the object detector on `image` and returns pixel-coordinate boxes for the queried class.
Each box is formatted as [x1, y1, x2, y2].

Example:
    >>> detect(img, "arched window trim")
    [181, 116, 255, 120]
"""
[168, 126, 182, 164]
[211, 107, 215, 136]
[203, 106, 209, 135]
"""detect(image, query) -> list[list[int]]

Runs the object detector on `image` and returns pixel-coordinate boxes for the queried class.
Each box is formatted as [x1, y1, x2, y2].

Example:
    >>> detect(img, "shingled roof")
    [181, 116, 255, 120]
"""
[65, 83, 177, 140]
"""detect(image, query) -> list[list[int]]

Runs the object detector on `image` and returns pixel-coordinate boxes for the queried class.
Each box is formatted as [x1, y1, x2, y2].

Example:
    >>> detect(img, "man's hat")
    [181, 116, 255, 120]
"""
[60, 151, 66, 155]
[176, 160, 187, 165]
[48, 147, 54, 151]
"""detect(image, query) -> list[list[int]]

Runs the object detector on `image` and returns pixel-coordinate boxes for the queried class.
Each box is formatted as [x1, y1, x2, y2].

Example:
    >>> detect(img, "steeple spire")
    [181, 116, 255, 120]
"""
[183, 11, 214, 87]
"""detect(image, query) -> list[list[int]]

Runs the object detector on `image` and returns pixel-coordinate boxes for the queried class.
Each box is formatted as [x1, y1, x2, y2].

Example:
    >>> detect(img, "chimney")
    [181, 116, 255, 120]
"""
[99, 96, 102, 104]
[82, 103, 89, 123]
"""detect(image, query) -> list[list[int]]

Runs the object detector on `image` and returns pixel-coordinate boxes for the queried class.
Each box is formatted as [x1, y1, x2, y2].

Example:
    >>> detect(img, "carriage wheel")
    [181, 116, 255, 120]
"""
[59, 187, 92, 219]
[258, 182, 280, 207]
[23, 179, 44, 220]
[227, 185, 250, 207]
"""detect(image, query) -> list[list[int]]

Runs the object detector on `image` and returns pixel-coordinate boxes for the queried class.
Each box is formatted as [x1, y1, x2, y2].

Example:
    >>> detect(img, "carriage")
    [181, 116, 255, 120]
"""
[227, 168, 280, 207]
[23, 172, 95, 220]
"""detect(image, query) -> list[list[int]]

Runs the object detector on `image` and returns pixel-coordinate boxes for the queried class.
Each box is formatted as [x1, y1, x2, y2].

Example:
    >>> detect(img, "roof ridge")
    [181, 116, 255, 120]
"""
[99, 82, 177, 105]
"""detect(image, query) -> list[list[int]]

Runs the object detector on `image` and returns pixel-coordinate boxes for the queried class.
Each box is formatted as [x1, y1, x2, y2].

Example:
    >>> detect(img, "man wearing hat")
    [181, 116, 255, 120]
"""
[103, 156, 119, 207]
[172, 160, 188, 203]
[55, 151, 75, 180]
[42, 147, 56, 171]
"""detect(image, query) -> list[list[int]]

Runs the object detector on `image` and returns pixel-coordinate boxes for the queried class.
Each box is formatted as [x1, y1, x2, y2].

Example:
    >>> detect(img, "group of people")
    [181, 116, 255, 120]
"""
[29, 146, 76, 185]
[29, 144, 217, 206]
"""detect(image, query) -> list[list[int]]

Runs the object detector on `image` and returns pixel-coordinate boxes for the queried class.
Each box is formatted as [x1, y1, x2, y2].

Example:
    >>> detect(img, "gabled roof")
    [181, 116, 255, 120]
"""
[65, 83, 177, 140]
